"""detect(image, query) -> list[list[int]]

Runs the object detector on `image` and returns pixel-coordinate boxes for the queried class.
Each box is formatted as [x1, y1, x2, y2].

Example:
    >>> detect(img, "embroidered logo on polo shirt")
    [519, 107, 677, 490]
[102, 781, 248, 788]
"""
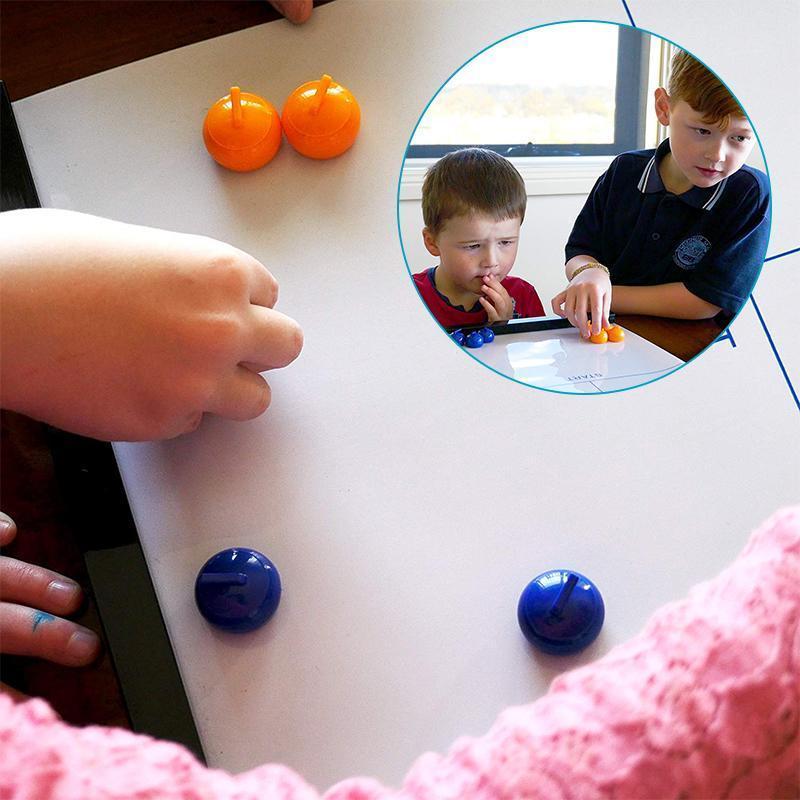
[673, 235, 711, 270]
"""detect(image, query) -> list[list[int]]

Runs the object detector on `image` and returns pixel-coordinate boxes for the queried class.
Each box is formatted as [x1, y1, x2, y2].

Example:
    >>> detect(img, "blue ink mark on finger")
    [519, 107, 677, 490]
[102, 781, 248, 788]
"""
[32, 611, 56, 632]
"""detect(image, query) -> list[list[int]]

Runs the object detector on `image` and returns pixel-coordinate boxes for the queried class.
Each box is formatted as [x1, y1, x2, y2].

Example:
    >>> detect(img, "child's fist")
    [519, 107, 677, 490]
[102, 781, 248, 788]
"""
[0, 210, 303, 441]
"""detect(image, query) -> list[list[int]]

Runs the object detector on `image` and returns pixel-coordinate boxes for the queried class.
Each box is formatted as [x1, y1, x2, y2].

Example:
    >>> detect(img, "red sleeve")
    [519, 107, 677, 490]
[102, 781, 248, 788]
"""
[503, 276, 545, 318]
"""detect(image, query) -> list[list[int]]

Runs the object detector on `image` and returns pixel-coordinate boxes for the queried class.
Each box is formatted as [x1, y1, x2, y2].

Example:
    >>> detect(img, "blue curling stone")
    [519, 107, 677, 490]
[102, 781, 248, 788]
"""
[479, 326, 495, 343]
[465, 331, 485, 348]
[195, 548, 281, 633]
[517, 569, 604, 655]
[451, 329, 466, 346]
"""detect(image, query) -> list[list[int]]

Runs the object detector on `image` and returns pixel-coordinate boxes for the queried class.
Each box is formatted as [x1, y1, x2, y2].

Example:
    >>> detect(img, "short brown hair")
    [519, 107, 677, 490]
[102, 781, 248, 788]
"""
[668, 50, 745, 130]
[422, 148, 527, 235]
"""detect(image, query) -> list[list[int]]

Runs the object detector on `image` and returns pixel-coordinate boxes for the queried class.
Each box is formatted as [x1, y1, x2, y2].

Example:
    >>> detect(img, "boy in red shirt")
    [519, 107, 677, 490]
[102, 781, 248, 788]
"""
[413, 148, 544, 328]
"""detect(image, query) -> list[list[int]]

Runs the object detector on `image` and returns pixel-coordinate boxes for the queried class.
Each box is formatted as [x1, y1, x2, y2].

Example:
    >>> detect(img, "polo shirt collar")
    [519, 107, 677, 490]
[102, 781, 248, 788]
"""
[427, 267, 481, 313]
[637, 137, 728, 211]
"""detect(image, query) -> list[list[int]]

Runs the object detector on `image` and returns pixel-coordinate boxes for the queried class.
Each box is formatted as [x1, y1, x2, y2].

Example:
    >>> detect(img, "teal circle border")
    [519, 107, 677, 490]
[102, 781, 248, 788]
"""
[394, 17, 772, 397]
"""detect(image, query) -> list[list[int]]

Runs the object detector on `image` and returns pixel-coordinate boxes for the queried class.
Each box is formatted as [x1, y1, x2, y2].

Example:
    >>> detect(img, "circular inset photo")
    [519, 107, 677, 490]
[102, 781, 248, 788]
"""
[398, 22, 770, 394]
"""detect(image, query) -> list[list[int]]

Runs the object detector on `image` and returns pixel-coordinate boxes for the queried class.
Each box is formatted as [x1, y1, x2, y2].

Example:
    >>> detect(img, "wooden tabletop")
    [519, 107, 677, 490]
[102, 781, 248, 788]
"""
[0, 1, 300, 101]
[615, 313, 724, 362]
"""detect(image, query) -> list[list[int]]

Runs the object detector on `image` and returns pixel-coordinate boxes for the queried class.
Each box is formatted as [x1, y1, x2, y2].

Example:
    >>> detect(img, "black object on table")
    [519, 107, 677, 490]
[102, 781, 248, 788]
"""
[446, 313, 617, 336]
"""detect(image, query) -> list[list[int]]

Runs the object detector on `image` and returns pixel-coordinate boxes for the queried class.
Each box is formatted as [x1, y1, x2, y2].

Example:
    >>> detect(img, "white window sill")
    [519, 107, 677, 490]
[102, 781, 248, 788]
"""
[399, 155, 614, 200]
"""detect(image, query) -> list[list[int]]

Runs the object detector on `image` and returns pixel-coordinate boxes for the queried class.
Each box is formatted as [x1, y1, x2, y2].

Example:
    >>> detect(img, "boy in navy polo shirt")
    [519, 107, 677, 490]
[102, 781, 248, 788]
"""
[552, 50, 770, 338]
[414, 148, 544, 328]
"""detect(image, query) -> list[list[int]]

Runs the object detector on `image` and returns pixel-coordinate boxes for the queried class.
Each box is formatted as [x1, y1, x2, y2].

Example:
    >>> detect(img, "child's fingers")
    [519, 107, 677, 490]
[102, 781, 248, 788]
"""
[478, 297, 500, 322]
[551, 290, 567, 317]
[0, 513, 17, 547]
[591, 294, 603, 335]
[492, 280, 511, 302]
[244, 307, 304, 371]
[207, 368, 272, 422]
[482, 282, 512, 318]
[563, 291, 577, 328]
[0, 556, 83, 617]
[603, 292, 612, 330]
[481, 284, 503, 305]
[0, 602, 100, 666]
[574, 291, 589, 337]
[482, 275, 507, 294]
[246, 259, 280, 310]
[268, 0, 313, 23]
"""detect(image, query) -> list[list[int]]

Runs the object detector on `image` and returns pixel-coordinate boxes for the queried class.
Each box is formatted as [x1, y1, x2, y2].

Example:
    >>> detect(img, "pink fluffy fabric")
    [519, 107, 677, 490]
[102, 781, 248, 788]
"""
[1, 507, 798, 800]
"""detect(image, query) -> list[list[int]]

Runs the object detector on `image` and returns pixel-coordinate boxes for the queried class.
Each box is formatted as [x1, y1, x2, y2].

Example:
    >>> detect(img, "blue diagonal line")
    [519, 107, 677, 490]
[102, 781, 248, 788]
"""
[750, 294, 799, 412]
[617, 0, 794, 412]
[765, 246, 800, 263]
[714, 328, 737, 348]
[620, 0, 636, 27]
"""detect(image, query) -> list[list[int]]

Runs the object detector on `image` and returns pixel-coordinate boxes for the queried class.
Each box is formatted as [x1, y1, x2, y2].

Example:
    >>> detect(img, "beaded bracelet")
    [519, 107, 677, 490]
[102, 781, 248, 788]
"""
[570, 261, 610, 280]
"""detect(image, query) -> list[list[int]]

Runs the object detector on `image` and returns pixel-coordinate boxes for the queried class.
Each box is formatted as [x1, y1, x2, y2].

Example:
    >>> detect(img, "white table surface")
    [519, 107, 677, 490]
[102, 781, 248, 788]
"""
[15, 0, 799, 791]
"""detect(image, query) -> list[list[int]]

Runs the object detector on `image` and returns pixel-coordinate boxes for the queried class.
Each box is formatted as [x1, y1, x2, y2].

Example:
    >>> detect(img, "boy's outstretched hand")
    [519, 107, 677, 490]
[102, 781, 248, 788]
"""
[479, 275, 515, 323]
[0, 209, 303, 441]
[551, 267, 612, 337]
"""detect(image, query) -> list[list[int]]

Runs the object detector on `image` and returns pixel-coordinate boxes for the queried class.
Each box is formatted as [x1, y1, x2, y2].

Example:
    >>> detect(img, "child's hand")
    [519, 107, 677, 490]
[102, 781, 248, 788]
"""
[551, 268, 612, 337]
[0, 209, 303, 441]
[268, 0, 313, 24]
[479, 275, 514, 322]
[0, 512, 100, 674]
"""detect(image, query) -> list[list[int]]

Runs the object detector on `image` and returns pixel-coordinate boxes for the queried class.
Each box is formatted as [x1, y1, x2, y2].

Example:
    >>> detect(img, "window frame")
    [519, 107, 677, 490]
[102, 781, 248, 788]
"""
[405, 26, 649, 160]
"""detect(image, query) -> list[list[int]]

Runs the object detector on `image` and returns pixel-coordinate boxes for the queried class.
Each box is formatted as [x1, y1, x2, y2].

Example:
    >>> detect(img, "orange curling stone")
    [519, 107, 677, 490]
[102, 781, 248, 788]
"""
[203, 86, 282, 172]
[589, 327, 609, 344]
[282, 74, 361, 159]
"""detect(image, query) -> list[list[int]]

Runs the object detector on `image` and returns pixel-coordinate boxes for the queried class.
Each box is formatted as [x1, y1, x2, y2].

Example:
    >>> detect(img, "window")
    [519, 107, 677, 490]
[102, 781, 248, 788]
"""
[406, 23, 650, 159]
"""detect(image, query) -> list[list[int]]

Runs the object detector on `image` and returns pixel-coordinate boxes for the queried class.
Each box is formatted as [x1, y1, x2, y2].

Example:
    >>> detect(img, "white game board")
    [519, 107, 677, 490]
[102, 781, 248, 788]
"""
[467, 321, 683, 392]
